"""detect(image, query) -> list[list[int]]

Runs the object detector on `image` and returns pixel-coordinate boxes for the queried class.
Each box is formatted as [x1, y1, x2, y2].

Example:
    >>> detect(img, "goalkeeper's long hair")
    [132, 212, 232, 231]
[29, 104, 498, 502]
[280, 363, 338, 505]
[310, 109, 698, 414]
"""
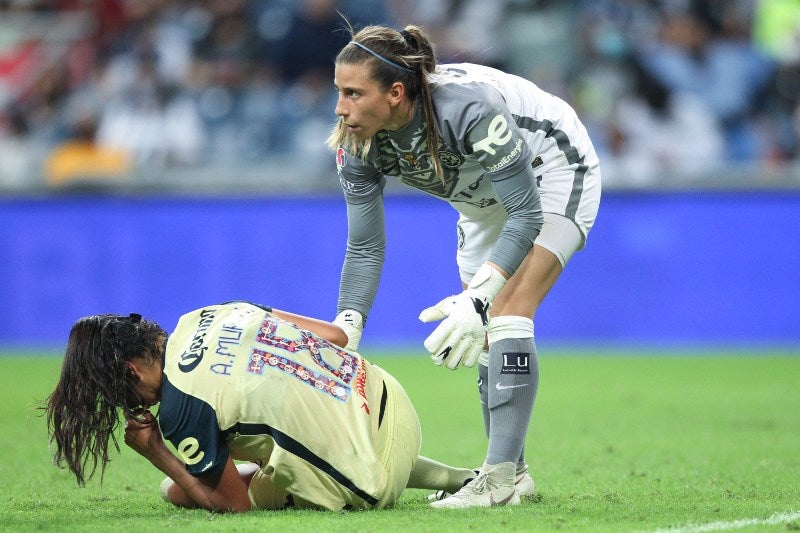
[44, 313, 166, 485]
[327, 22, 443, 177]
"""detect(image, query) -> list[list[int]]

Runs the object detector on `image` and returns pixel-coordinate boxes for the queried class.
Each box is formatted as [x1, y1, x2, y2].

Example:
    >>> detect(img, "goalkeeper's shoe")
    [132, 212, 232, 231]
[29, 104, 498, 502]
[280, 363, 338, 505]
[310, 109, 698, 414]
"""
[515, 464, 536, 498]
[430, 462, 520, 509]
[427, 464, 534, 501]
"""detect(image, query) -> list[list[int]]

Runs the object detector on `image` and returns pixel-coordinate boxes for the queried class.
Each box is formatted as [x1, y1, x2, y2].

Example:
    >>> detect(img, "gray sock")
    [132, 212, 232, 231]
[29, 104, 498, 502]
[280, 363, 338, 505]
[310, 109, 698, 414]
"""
[478, 363, 490, 438]
[485, 337, 539, 465]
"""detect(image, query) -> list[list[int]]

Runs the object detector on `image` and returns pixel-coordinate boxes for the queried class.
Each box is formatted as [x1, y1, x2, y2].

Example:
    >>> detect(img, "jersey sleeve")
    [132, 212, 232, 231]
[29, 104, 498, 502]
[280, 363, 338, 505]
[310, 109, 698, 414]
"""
[486, 165, 544, 275]
[433, 79, 533, 179]
[159, 374, 229, 478]
[436, 80, 543, 276]
[335, 146, 386, 205]
[335, 148, 388, 319]
[462, 89, 533, 179]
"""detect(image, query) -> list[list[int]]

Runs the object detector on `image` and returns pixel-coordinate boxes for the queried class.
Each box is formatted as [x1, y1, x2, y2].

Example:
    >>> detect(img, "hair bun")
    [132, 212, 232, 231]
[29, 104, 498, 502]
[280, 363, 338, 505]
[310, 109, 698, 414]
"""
[400, 29, 414, 47]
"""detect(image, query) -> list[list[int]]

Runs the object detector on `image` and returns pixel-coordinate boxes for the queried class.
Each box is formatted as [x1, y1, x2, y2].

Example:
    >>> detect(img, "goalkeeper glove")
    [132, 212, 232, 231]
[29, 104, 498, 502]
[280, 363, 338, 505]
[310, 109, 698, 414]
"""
[418, 263, 507, 369]
[333, 309, 364, 351]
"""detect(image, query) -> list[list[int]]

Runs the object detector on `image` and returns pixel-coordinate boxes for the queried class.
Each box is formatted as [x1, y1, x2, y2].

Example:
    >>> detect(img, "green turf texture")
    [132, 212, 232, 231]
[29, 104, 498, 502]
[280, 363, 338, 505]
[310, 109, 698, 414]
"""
[1, 350, 798, 532]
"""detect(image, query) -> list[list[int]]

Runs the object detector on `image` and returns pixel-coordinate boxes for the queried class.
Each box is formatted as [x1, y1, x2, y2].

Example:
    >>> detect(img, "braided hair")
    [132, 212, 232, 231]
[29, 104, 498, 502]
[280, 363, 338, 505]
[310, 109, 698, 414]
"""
[327, 23, 443, 177]
[45, 313, 166, 485]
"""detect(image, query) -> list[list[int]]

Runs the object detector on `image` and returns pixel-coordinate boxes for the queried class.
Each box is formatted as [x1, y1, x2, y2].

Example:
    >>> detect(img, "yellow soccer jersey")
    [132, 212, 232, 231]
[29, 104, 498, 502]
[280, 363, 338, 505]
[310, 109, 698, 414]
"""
[159, 302, 389, 510]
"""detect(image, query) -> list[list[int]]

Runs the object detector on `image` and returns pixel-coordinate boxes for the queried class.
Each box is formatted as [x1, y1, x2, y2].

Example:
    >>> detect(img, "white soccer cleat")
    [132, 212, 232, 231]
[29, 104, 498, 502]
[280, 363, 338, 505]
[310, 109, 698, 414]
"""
[515, 464, 536, 498]
[428, 464, 534, 502]
[430, 462, 520, 509]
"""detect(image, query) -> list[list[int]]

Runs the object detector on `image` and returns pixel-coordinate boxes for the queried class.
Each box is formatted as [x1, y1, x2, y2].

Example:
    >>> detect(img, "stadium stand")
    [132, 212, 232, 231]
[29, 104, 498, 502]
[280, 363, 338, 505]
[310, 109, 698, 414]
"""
[0, 0, 798, 192]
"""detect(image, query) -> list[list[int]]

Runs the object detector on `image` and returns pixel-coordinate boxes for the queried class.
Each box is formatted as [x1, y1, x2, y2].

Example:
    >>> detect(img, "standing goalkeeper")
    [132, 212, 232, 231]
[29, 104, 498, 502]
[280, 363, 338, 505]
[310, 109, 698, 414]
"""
[329, 23, 602, 508]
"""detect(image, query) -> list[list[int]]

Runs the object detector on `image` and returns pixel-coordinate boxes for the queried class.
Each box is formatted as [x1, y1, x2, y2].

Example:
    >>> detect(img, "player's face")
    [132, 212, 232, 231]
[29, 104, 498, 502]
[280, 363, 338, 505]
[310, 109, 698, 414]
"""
[334, 62, 398, 141]
[126, 356, 163, 409]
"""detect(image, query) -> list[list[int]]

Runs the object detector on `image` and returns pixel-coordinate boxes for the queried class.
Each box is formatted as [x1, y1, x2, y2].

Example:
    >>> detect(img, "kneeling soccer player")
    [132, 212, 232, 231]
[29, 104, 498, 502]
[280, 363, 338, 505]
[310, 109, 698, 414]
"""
[45, 301, 475, 512]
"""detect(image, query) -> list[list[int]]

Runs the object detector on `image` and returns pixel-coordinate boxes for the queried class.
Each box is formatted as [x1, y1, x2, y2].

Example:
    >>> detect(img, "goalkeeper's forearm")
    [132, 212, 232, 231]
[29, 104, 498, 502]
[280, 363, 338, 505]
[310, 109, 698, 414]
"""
[270, 308, 349, 348]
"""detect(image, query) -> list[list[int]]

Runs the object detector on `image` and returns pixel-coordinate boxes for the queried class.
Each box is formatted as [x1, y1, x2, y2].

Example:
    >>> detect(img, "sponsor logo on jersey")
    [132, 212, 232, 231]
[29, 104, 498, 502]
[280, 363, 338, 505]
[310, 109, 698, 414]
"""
[485, 138, 523, 173]
[354, 358, 370, 415]
[336, 147, 347, 172]
[457, 223, 465, 250]
[439, 149, 463, 169]
[473, 115, 513, 156]
[177, 436, 206, 465]
[178, 308, 216, 373]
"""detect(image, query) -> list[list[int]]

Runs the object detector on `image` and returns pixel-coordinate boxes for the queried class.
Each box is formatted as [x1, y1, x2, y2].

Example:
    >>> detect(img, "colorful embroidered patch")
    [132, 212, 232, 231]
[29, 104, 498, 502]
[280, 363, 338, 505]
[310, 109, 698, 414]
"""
[255, 315, 358, 384]
[247, 348, 350, 401]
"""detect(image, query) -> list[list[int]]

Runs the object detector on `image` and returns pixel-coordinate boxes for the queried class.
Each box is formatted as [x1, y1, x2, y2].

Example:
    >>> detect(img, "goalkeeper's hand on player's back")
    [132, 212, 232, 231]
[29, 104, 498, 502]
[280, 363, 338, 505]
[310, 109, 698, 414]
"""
[419, 263, 507, 370]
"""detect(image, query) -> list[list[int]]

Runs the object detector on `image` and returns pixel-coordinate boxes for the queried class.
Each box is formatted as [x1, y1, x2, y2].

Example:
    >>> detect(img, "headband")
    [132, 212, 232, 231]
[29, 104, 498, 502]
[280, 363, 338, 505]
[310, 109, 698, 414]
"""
[349, 41, 414, 73]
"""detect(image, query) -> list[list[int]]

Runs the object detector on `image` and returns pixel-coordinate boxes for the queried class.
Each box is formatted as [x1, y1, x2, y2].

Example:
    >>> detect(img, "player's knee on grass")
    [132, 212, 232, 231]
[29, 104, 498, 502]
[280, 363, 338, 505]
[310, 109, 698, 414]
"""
[159, 477, 172, 504]
[159, 477, 199, 508]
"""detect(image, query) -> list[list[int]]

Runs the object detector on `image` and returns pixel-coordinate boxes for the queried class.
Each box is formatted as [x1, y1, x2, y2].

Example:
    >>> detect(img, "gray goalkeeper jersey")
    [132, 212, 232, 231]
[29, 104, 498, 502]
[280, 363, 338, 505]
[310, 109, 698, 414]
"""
[336, 62, 601, 319]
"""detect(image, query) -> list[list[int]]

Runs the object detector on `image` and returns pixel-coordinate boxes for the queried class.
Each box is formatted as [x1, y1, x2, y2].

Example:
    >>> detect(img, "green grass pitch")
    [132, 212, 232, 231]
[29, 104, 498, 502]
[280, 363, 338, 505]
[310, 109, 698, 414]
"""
[1, 349, 798, 532]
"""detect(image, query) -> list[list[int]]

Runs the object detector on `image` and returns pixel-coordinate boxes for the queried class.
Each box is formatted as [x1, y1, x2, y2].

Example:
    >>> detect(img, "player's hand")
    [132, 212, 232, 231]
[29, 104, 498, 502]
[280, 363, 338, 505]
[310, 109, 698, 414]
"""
[419, 291, 489, 369]
[124, 409, 165, 460]
[333, 309, 364, 351]
[418, 264, 507, 370]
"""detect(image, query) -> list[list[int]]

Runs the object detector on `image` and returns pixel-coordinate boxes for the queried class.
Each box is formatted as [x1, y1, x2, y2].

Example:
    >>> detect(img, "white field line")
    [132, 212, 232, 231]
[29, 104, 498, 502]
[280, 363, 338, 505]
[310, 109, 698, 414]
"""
[649, 511, 800, 533]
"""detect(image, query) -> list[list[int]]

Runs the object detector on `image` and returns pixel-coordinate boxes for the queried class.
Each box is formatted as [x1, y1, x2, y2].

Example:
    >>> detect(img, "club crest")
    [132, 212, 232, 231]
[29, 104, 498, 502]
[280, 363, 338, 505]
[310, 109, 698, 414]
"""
[439, 150, 463, 169]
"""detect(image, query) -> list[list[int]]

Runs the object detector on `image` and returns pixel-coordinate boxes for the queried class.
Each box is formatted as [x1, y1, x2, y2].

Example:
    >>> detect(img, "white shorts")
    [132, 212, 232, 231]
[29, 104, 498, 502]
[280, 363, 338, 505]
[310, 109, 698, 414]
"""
[457, 212, 583, 284]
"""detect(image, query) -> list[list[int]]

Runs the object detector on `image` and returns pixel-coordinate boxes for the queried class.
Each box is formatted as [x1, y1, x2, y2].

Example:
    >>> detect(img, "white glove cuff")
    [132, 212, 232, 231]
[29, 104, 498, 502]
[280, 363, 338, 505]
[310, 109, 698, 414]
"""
[467, 263, 507, 301]
[333, 309, 364, 351]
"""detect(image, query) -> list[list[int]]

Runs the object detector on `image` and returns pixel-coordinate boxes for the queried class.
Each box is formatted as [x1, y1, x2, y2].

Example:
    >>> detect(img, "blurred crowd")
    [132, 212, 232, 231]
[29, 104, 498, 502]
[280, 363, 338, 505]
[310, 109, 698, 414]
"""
[0, 0, 798, 191]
